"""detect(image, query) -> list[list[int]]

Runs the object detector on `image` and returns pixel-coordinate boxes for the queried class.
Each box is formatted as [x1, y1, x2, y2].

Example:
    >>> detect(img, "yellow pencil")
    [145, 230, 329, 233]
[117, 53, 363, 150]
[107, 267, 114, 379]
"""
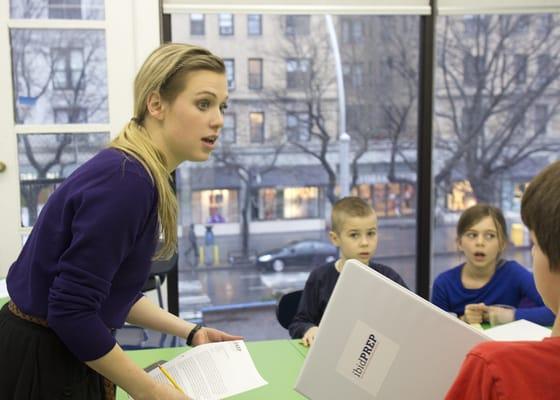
[158, 364, 186, 394]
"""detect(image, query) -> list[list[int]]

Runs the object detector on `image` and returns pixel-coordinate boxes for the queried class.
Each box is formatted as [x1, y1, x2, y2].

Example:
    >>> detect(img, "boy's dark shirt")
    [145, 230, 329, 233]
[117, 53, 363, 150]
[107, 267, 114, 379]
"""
[288, 260, 408, 339]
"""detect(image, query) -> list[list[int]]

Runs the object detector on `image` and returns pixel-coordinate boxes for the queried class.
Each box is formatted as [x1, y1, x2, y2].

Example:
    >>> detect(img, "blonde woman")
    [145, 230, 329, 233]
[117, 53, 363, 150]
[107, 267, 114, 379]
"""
[1, 44, 240, 400]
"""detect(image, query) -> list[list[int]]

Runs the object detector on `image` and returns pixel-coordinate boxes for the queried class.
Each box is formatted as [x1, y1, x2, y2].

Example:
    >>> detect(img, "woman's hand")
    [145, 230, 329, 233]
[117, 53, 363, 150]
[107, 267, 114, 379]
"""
[462, 303, 488, 324]
[192, 327, 243, 346]
[302, 326, 319, 347]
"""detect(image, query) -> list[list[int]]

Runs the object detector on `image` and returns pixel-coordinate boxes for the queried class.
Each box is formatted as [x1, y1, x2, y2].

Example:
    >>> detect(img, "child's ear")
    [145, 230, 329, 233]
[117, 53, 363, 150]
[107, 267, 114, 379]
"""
[329, 230, 339, 246]
[146, 91, 166, 120]
[456, 237, 463, 252]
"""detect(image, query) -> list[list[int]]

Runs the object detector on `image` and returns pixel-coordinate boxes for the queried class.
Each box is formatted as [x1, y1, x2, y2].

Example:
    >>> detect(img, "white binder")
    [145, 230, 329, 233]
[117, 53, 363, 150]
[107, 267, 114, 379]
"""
[295, 259, 490, 400]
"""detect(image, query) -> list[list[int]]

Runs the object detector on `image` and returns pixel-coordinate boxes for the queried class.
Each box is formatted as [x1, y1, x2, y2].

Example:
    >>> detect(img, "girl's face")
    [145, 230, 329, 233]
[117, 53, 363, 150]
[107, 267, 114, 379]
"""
[156, 70, 228, 170]
[457, 216, 504, 271]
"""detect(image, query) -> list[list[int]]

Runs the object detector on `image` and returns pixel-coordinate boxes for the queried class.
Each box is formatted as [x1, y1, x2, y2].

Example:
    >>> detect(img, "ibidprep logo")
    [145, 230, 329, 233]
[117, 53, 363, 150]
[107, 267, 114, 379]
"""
[352, 334, 378, 379]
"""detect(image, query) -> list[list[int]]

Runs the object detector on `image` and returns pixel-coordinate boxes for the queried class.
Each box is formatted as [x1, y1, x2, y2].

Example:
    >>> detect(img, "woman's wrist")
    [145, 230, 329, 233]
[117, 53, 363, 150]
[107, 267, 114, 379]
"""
[186, 323, 203, 346]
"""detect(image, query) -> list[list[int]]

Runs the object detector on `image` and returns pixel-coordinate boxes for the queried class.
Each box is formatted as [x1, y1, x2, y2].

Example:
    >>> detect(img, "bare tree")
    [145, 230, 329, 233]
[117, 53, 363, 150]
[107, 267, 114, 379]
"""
[435, 15, 560, 204]
[265, 16, 420, 206]
[11, 27, 108, 225]
[343, 16, 419, 189]
[263, 18, 341, 205]
[212, 143, 285, 258]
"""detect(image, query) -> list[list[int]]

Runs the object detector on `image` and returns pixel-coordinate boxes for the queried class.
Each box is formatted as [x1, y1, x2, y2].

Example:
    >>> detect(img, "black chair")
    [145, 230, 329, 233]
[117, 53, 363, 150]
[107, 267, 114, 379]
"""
[275, 289, 303, 330]
[142, 252, 178, 308]
[117, 252, 179, 349]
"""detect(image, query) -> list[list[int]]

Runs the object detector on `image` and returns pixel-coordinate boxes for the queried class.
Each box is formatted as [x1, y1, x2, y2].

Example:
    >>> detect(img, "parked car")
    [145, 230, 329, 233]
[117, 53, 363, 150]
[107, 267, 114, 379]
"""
[256, 239, 338, 272]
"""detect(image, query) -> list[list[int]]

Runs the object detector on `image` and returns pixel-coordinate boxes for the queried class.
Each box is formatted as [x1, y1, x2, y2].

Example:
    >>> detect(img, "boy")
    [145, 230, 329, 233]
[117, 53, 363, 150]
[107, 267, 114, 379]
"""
[446, 161, 560, 399]
[288, 196, 407, 346]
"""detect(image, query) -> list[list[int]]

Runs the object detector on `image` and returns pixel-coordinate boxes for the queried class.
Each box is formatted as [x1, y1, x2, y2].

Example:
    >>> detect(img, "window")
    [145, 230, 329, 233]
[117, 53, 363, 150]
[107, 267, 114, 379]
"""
[537, 54, 551, 84]
[48, 0, 81, 19]
[286, 58, 310, 89]
[285, 15, 310, 36]
[286, 112, 310, 141]
[257, 187, 319, 219]
[249, 112, 264, 143]
[341, 18, 364, 43]
[247, 14, 262, 36]
[534, 105, 548, 135]
[224, 59, 235, 90]
[463, 15, 477, 35]
[514, 15, 530, 34]
[463, 53, 483, 86]
[343, 63, 364, 88]
[248, 58, 262, 90]
[11, 29, 108, 124]
[446, 181, 476, 211]
[52, 47, 84, 90]
[219, 14, 234, 36]
[192, 189, 239, 224]
[54, 107, 87, 123]
[513, 54, 527, 84]
[190, 14, 205, 35]
[536, 15, 554, 38]
[222, 113, 236, 143]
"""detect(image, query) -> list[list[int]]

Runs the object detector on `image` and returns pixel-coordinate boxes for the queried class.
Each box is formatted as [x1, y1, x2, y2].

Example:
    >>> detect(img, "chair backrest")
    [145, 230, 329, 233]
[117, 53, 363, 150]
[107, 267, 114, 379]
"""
[276, 289, 303, 330]
[142, 252, 178, 292]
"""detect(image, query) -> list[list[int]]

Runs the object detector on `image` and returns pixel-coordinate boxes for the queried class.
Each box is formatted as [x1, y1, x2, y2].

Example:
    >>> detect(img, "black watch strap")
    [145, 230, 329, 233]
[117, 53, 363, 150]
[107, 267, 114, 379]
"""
[186, 323, 203, 346]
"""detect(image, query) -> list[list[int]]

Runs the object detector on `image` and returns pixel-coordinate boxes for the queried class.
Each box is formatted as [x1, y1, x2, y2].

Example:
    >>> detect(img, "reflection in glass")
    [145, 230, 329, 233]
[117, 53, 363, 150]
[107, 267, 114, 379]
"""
[10, 29, 108, 124]
[10, 0, 105, 20]
[432, 14, 560, 284]
[17, 132, 109, 226]
[173, 14, 420, 327]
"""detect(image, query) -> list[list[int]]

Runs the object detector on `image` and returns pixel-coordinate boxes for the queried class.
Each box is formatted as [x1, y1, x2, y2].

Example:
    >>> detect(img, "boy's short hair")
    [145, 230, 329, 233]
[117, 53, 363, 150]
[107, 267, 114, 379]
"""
[521, 160, 560, 271]
[331, 197, 374, 233]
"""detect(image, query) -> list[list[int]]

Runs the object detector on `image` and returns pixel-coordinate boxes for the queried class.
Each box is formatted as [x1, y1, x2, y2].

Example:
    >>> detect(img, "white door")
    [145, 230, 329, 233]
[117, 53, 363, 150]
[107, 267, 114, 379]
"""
[0, 0, 161, 277]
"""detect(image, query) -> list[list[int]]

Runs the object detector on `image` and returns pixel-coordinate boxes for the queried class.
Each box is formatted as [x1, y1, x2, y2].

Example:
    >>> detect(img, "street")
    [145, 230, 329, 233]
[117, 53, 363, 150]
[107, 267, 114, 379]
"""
[177, 246, 533, 340]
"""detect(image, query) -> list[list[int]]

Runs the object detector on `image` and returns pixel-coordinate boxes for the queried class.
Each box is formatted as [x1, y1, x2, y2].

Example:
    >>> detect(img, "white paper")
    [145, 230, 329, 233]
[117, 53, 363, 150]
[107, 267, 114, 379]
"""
[146, 340, 267, 400]
[484, 319, 551, 341]
[0, 279, 8, 299]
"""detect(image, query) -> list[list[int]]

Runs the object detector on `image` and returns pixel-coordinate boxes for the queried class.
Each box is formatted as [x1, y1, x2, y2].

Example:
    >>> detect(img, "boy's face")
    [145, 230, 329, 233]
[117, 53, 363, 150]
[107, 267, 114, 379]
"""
[530, 231, 557, 311]
[329, 213, 378, 265]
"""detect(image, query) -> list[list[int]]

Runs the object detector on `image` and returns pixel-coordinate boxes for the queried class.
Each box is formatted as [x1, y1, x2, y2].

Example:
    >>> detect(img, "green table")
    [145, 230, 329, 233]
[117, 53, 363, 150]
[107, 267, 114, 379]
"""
[117, 340, 308, 399]
[0, 297, 8, 308]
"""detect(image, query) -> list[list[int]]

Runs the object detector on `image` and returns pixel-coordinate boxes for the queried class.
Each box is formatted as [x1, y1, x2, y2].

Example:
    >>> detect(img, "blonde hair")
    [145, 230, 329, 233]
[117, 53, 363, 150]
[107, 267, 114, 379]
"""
[110, 43, 225, 259]
[331, 196, 375, 233]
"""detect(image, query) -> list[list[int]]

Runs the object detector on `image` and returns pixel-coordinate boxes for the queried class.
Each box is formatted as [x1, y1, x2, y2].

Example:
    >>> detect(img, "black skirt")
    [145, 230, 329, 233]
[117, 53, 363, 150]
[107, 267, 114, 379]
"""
[0, 303, 108, 400]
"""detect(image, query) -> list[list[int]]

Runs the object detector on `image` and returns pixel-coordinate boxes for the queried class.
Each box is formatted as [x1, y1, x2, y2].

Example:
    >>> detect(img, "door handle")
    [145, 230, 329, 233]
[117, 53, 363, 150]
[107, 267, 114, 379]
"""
[0, 162, 5, 173]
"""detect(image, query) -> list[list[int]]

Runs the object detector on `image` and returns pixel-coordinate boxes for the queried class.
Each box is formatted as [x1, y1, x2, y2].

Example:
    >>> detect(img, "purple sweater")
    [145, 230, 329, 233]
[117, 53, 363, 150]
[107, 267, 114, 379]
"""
[7, 149, 158, 361]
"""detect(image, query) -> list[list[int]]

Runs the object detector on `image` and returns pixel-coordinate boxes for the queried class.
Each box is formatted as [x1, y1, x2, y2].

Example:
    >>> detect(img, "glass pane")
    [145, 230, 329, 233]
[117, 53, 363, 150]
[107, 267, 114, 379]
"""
[10, 29, 108, 124]
[432, 14, 560, 287]
[17, 132, 109, 226]
[10, 0, 105, 20]
[171, 14, 420, 335]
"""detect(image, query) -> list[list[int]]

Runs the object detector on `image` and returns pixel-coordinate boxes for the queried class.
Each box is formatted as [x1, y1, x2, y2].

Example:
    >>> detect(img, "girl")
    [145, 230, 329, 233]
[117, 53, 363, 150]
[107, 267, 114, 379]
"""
[0, 43, 241, 400]
[431, 204, 554, 326]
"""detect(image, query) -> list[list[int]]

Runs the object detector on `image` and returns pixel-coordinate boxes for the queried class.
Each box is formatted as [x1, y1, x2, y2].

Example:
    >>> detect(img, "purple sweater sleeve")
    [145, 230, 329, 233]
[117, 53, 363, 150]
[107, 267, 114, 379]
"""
[47, 171, 155, 361]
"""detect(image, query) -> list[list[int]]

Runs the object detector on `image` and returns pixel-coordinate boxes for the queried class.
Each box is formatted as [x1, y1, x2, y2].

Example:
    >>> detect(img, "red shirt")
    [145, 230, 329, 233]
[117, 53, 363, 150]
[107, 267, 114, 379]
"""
[446, 337, 560, 400]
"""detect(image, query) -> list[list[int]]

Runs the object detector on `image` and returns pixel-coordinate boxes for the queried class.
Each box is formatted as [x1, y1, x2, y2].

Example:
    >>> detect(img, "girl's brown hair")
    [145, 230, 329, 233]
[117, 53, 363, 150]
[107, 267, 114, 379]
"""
[110, 43, 225, 259]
